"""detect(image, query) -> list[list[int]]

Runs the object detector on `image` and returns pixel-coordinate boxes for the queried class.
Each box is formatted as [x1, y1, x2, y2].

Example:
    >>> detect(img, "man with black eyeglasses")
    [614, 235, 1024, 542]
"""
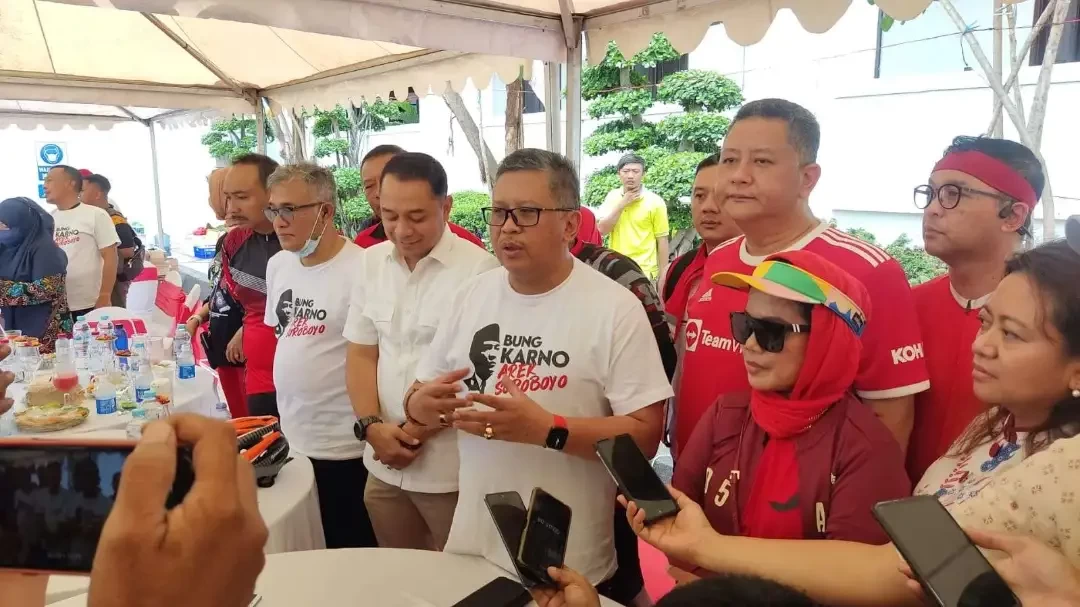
[402, 149, 671, 595]
[906, 136, 1042, 481]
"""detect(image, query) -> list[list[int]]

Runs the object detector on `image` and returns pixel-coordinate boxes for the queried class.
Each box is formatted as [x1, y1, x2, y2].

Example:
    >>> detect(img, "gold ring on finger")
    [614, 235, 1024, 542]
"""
[483, 424, 495, 440]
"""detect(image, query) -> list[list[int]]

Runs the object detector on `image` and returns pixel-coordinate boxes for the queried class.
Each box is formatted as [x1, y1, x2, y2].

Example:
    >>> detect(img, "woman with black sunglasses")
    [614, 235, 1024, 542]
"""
[666, 249, 910, 583]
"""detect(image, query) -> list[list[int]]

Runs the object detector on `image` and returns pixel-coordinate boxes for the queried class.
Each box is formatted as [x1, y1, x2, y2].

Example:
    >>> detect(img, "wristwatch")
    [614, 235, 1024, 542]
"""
[354, 416, 383, 441]
[545, 415, 569, 450]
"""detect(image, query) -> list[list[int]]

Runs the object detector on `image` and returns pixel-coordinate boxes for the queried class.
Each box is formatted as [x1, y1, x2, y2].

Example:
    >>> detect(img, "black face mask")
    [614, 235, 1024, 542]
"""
[730, 311, 810, 353]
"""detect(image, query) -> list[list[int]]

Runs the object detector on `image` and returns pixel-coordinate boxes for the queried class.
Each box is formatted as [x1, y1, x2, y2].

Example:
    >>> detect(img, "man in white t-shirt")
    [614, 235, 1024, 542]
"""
[344, 152, 499, 551]
[262, 163, 375, 549]
[407, 149, 672, 587]
[44, 165, 120, 319]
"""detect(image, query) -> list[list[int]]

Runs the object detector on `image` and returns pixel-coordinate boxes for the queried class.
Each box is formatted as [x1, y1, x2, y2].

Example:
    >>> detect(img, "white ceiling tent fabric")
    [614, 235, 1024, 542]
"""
[7, 0, 985, 117]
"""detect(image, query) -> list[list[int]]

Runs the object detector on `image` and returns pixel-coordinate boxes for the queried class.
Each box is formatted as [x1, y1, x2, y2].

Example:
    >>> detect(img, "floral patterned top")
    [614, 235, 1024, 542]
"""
[0, 274, 72, 353]
[916, 411, 1080, 567]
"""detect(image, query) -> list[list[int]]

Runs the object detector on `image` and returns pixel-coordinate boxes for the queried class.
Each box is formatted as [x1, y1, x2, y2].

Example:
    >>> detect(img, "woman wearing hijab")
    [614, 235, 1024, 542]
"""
[0, 197, 71, 352]
[668, 249, 909, 580]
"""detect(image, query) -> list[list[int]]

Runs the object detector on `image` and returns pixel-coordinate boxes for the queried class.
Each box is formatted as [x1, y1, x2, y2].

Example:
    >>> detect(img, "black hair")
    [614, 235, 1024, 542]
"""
[617, 153, 646, 172]
[733, 99, 821, 164]
[954, 239, 1080, 457]
[86, 174, 111, 196]
[695, 154, 719, 175]
[362, 145, 406, 168]
[380, 152, 448, 198]
[230, 153, 280, 189]
[655, 573, 820, 607]
[52, 165, 83, 192]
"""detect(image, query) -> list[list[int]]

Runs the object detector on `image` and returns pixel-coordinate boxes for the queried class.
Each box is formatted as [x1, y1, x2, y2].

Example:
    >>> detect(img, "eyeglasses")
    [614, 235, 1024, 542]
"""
[263, 202, 324, 222]
[730, 311, 810, 354]
[481, 207, 571, 227]
[913, 184, 1012, 210]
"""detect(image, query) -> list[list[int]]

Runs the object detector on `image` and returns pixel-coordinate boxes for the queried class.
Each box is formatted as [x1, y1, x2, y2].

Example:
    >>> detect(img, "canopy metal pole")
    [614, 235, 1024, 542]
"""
[255, 96, 267, 154]
[148, 120, 165, 249]
[543, 62, 561, 153]
[565, 42, 583, 171]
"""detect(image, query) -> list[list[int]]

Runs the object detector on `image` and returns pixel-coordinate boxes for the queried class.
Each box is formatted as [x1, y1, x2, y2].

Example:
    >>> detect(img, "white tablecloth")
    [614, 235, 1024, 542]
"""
[43, 447, 324, 604]
[3, 365, 219, 437]
[51, 549, 625, 607]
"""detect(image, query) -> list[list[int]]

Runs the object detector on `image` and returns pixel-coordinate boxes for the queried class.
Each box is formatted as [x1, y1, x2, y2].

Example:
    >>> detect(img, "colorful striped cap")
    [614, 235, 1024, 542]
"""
[712, 256, 868, 337]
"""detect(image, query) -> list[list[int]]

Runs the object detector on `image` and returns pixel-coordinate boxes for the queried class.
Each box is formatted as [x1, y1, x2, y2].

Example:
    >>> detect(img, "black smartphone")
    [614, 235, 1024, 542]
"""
[517, 488, 571, 586]
[451, 576, 532, 607]
[595, 434, 679, 523]
[484, 491, 545, 588]
[873, 496, 1020, 607]
[0, 439, 195, 574]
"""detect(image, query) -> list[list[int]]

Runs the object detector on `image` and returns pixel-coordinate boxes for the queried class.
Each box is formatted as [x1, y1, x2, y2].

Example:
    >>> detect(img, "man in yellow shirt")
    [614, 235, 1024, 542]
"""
[597, 154, 670, 282]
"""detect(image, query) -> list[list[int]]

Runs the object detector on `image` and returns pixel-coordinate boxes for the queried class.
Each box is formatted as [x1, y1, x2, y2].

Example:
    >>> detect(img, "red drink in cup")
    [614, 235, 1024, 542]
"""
[52, 372, 79, 392]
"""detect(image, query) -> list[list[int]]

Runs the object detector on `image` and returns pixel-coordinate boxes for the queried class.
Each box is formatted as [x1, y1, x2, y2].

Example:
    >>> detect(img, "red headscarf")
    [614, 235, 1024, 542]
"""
[571, 207, 603, 255]
[739, 250, 872, 539]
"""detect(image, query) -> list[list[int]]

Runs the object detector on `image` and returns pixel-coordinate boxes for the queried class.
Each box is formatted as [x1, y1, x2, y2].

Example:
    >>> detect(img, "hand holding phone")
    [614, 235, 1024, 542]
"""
[88, 416, 268, 607]
[595, 434, 679, 523]
[873, 496, 1019, 607]
[517, 488, 572, 586]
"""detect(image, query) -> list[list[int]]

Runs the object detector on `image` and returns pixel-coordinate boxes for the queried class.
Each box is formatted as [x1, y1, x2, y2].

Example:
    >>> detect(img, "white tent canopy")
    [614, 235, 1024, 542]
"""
[4, 0, 975, 117]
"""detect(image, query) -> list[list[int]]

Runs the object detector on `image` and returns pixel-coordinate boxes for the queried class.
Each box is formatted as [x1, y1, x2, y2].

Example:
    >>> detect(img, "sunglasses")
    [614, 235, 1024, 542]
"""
[730, 311, 810, 354]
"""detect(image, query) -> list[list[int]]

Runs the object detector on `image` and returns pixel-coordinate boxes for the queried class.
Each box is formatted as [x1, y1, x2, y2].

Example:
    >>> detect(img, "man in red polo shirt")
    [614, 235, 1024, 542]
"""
[906, 136, 1042, 481]
[353, 145, 486, 249]
[663, 154, 741, 340]
[674, 99, 929, 457]
[220, 153, 283, 417]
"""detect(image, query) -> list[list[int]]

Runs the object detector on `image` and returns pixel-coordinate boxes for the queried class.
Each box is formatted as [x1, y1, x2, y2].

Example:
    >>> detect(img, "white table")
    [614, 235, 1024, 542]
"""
[3, 365, 219, 437]
[44, 452, 324, 604]
[51, 549, 625, 607]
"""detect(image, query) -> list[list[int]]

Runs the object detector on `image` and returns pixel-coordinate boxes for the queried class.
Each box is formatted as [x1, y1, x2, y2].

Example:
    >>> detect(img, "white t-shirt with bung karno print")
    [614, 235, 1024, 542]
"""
[52, 203, 120, 310]
[264, 241, 367, 461]
[415, 258, 674, 585]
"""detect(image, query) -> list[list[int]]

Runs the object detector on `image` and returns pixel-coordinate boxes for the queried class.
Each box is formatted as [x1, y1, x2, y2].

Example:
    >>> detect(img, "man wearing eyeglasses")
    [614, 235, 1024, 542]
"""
[343, 153, 498, 552]
[403, 149, 672, 590]
[906, 136, 1042, 481]
[262, 162, 377, 549]
[674, 99, 929, 457]
[219, 153, 282, 417]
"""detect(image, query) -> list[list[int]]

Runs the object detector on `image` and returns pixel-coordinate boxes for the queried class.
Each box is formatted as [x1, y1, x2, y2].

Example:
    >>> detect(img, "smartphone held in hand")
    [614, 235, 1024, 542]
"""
[0, 438, 194, 574]
[595, 434, 679, 523]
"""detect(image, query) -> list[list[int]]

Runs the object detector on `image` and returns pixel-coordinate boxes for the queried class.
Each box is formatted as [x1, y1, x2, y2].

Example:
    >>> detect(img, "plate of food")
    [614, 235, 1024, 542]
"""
[15, 403, 90, 433]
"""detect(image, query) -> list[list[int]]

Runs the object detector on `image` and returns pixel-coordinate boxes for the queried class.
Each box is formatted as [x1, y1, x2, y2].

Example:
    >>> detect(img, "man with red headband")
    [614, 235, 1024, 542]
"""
[674, 99, 928, 456]
[906, 136, 1042, 480]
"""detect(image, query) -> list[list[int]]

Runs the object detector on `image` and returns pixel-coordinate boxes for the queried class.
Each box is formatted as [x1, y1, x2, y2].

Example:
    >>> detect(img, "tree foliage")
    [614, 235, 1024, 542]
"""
[310, 100, 414, 167]
[581, 34, 744, 234]
[449, 190, 491, 241]
[200, 116, 276, 161]
[844, 227, 946, 285]
[658, 70, 744, 113]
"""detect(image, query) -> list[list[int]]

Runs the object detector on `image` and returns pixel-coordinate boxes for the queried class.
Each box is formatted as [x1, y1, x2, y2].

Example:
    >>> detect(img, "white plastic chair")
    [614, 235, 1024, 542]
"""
[184, 284, 202, 312]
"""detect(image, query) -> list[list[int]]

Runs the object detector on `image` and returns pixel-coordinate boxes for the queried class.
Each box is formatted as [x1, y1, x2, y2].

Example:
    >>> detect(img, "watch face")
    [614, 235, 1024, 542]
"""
[546, 427, 569, 450]
[353, 421, 364, 441]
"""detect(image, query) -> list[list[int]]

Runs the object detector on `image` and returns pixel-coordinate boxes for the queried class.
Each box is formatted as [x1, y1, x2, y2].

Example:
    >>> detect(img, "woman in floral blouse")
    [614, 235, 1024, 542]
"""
[0, 197, 71, 353]
[622, 240, 1080, 606]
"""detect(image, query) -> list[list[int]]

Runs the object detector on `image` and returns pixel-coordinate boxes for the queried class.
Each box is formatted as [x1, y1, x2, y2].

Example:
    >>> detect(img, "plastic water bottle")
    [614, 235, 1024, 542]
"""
[98, 316, 114, 344]
[134, 361, 156, 405]
[94, 376, 118, 415]
[172, 326, 189, 361]
[72, 316, 92, 369]
[114, 324, 129, 353]
[175, 332, 196, 382]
